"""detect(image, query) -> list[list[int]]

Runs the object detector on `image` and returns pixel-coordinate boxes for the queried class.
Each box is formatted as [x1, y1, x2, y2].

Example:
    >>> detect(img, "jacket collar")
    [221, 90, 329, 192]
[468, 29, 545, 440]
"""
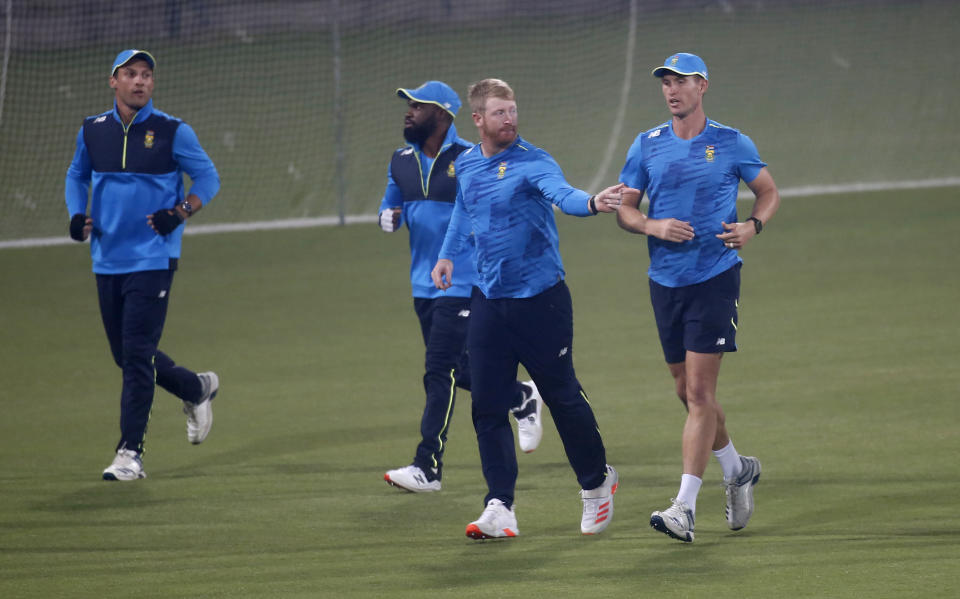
[112, 99, 154, 126]
[408, 122, 461, 157]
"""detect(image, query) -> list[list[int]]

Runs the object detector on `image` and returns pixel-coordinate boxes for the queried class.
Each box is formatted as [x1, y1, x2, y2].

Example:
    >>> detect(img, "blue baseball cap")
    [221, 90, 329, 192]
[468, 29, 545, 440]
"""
[111, 49, 156, 76]
[396, 81, 461, 118]
[652, 52, 708, 80]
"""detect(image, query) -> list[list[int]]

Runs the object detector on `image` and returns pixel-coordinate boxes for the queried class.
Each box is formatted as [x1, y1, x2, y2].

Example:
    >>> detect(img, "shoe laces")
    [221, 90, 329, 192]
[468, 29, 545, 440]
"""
[479, 499, 508, 523]
[726, 457, 757, 486]
[665, 498, 693, 523]
[580, 490, 604, 514]
[114, 450, 140, 469]
[725, 479, 742, 496]
[580, 479, 611, 500]
[725, 468, 752, 491]
[183, 401, 197, 417]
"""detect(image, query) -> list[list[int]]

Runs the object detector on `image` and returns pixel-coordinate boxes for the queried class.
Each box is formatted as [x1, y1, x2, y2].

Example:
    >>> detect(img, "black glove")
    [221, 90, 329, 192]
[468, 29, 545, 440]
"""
[151, 209, 185, 235]
[69, 213, 87, 241]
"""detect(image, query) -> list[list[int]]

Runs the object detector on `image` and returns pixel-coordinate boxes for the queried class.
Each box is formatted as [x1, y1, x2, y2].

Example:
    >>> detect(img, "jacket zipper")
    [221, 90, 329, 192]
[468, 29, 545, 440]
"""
[415, 142, 452, 198]
[120, 110, 139, 170]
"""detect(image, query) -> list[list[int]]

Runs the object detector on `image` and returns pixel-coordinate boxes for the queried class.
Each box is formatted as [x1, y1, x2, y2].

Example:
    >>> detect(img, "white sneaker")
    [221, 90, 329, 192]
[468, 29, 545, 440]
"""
[384, 465, 441, 493]
[513, 380, 543, 453]
[184, 371, 218, 444]
[580, 464, 618, 534]
[650, 498, 695, 542]
[465, 498, 518, 539]
[102, 449, 146, 481]
[725, 455, 761, 530]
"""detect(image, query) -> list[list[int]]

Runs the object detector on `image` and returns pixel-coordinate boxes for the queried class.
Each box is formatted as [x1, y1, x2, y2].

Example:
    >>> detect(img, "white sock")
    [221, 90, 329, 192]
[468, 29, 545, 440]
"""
[676, 474, 702, 514]
[713, 440, 743, 481]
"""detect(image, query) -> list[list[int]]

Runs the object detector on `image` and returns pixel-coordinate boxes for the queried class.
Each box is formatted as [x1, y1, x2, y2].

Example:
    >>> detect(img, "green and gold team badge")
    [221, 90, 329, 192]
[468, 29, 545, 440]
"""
[705, 145, 715, 162]
[670, 55, 679, 67]
[497, 162, 508, 179]
[144, 130, 155, 149]
[447, 162, 455, 177]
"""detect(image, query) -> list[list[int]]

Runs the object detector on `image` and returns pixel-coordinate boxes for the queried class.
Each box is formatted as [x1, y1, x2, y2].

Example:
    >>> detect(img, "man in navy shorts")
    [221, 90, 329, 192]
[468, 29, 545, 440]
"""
[610, 53, 781, 542]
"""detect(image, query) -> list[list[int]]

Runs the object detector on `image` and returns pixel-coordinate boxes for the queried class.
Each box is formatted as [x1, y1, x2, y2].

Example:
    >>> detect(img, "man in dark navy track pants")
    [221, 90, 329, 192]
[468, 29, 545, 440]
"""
[65, 49, 221, 481]
[433, 78, 627, 538]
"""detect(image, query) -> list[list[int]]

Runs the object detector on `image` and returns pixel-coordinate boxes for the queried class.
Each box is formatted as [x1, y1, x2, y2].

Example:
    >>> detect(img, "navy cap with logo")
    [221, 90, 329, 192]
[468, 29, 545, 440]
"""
[652, 52, 708, 80]
[111, 49, 156, 77]
[396, 81, 461, 118]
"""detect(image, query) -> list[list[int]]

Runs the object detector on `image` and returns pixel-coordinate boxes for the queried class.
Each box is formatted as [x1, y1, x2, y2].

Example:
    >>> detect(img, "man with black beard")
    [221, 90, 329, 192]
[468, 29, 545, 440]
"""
[378, 81, 544, 494]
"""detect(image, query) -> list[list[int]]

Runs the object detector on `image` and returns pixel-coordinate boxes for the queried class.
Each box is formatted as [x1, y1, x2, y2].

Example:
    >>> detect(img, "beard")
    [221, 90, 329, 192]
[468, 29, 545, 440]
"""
[485, 124, 517, 149]
[403, 113, 437, 146]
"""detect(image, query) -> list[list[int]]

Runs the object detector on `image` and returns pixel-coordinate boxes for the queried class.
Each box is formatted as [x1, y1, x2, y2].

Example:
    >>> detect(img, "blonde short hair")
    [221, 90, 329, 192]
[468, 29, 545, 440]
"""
[467, 78, 515, 114]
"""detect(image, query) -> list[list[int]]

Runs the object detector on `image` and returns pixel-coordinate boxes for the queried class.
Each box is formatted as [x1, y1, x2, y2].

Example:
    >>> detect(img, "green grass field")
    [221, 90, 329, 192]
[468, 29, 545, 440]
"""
[1, 188, 958, 598]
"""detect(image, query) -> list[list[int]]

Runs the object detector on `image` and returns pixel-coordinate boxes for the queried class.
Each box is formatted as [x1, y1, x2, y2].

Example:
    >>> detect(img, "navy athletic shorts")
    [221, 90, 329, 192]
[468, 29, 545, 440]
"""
[649, 263, 741, 364]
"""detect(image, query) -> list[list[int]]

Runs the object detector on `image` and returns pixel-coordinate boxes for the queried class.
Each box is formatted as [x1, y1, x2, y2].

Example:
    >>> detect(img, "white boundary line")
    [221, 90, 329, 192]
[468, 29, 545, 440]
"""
[0, 215, 378, 249]
[2, 177, 958, 250]
[737, 177, 960, 199]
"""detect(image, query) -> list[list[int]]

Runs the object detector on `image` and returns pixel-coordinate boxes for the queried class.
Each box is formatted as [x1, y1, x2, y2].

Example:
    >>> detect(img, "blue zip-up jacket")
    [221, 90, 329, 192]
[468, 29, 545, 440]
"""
[379, 123, 476, 299]
[439, 136, 592, 299]
[65, 99, 220, 274]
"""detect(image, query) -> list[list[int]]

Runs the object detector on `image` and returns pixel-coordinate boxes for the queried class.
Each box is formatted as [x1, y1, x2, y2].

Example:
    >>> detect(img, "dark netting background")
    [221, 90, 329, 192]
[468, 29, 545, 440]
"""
[0, 0, 957, 241]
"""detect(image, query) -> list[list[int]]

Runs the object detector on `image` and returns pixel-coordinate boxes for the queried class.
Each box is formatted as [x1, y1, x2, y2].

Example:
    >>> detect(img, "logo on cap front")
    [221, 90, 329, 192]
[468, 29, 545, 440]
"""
[670, 55, 679, 66]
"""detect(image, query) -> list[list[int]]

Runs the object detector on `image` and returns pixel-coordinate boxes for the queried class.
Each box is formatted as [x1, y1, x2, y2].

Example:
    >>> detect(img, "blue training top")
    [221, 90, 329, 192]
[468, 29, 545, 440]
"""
[65, 99, 220, 274]
[439, 135, 592, 299]
[619, 118, 766, 288]
[379, 123, 475, 299]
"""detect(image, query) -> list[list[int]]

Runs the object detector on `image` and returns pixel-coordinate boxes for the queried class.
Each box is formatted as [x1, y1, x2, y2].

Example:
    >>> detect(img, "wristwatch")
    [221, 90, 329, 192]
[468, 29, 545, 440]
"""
[179, 201, 194, 217]
[747, 216, 763, 234]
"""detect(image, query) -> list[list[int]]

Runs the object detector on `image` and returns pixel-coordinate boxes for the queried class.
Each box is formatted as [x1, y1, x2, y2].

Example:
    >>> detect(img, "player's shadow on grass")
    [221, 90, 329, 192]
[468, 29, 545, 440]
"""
[30, 483, 168, 516]
[164, 424, 408, 477]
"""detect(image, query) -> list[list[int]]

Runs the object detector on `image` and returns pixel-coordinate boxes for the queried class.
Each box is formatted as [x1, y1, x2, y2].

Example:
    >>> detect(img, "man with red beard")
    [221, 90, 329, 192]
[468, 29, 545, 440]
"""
[432, 78, 625, 538]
